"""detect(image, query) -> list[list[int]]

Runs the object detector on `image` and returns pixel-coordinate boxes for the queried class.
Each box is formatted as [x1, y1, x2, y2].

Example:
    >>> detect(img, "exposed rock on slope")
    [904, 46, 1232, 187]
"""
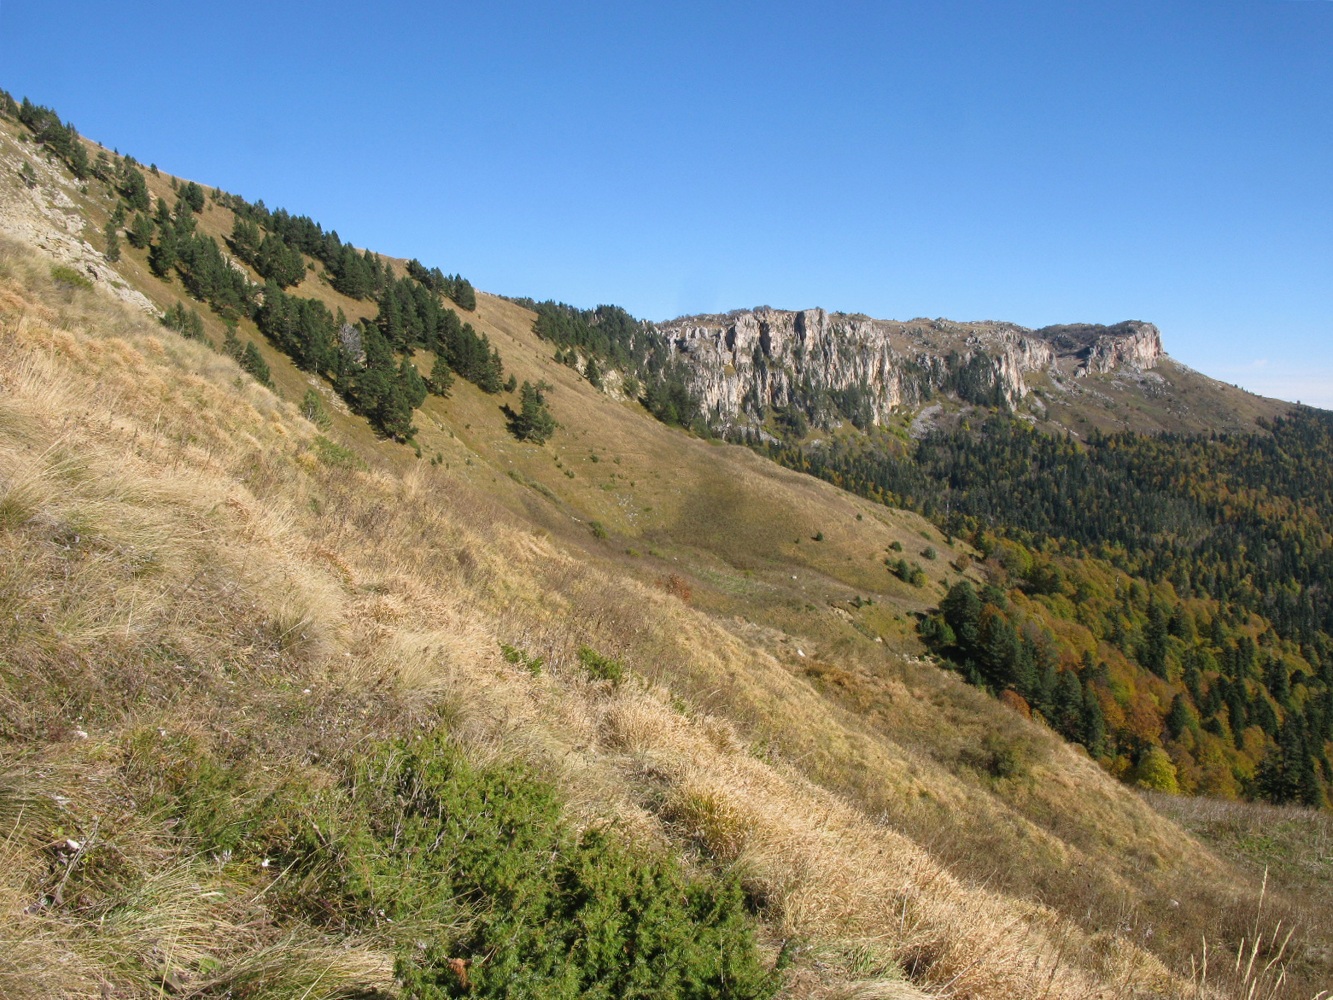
[658, 307, 1162, 429]
[0, 118, 155, 314]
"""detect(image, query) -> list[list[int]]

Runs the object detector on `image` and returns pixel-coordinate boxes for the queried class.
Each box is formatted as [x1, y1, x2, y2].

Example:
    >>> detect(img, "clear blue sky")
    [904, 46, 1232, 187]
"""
[4, 1, 1331, 406]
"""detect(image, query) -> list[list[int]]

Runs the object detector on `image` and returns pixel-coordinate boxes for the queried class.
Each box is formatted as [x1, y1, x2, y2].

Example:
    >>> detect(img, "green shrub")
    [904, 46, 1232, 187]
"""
[889, 558, 926, 587]
[137, 730, 775, 999]
[578, 645, 624, 683]
[366, 738, 773, 999]
[300, 388, 331, 429]
[50, 264, 92, 291]
[311, 435, 363, 469]
[499, 642, 543, 675]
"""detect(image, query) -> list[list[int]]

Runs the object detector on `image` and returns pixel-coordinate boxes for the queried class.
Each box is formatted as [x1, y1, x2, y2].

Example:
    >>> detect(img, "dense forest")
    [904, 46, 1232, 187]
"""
[759, 411, 1333, 806]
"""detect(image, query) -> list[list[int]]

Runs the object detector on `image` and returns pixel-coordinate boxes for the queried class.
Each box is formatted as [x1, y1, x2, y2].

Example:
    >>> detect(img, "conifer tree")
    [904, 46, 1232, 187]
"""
[161, 301, 205, 341]
[300, 388, 331, 429]
[513, 381, 556, 444]
[240, 341, 273, 387]
[1258, 718, 1323, 806]
[127, 212, 154, 249]
[1142, 597, 1170, 678]
[103, 219, 120, 262]
[230, 217, 262, 264]
[222, 325, 244, 361]
[119, 163, 149, 210]
[1052, 670, 1084, 740]
[398, 357, 427, 411]
[1081, 680, 1107, 757]
[1166, 694, 1194, 741]
[149, 227, 177, 278]
[181, 180, 205, 214]
[427, 352, 455, 397]
[376, 385, 416, 442]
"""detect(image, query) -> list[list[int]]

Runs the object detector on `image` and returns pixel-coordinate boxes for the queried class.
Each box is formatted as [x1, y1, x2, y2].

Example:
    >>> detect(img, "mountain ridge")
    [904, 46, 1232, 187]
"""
[653, 305, 1291, 438]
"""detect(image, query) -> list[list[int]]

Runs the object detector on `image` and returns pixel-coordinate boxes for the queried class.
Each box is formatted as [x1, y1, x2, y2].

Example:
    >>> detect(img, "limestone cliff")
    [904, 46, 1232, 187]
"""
[655, 308, 1162, 430]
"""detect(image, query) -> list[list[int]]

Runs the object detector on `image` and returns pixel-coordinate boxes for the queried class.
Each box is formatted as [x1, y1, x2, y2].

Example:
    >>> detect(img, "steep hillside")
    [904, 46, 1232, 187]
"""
[1, 93, 1330, 999]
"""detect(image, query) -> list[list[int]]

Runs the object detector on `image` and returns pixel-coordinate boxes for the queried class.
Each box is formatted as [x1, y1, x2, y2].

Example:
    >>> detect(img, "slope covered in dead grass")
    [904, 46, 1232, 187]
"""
[0, 131, 1326, 999]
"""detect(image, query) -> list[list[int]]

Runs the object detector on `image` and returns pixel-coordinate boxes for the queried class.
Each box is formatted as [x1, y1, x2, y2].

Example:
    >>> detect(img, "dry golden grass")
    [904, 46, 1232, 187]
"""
[0, 148, 1326, 1000]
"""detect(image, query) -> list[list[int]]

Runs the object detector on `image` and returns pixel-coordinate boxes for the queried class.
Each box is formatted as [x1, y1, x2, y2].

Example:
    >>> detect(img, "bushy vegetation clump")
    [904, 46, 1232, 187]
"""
[142, 732, 774, 1000]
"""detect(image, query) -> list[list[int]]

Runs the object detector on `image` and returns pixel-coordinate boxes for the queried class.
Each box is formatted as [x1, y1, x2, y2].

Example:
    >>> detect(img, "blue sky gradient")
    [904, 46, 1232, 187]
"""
[3, 1, 1330, 405]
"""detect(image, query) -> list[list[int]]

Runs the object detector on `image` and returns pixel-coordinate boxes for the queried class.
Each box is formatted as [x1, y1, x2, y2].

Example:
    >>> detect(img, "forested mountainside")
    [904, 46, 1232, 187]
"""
[2, 89, 1330, 1000]
[525, 300, 1333, 809]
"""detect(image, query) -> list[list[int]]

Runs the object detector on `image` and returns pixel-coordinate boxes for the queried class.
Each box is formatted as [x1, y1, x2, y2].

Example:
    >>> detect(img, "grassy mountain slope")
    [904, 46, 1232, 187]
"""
[1, 103, 1329, 999]
[1023, 355, 1291, 437]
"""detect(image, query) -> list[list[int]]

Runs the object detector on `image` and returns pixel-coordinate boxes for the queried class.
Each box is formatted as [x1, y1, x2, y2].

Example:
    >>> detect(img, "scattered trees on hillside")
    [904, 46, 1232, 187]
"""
[406, 258, 476, 310]
[104, 167, 489, 442]
[17, 97, 89, 178]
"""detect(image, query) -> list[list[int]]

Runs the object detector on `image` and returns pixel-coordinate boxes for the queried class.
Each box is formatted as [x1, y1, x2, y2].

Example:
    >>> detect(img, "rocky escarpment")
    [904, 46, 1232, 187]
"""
[1034, 321, 1164, 377]
[657, 308, 1162, 431]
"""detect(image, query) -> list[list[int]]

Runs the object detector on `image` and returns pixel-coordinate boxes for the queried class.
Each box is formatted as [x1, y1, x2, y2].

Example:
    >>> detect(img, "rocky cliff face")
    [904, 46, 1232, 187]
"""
[1081, 324, 1163, 375]
[656, 308, 1162, 430]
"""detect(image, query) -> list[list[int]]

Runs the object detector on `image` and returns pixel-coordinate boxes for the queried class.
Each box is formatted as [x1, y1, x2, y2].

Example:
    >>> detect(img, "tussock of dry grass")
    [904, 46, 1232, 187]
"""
[0, 775, 394, 999]
[0, 231, 1324, 998]
[599, 690, 1180, 999]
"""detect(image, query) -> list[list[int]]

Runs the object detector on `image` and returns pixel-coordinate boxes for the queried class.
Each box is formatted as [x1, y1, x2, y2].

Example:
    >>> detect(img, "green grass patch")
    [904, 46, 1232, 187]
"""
[499, 641, 544, 675]
[506, 468, 559, 503]
[311, 434, 365, 470]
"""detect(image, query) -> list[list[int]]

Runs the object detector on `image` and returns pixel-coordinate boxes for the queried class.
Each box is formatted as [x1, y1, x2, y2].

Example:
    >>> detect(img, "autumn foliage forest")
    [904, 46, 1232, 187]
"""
[760, 413, 1333, 807]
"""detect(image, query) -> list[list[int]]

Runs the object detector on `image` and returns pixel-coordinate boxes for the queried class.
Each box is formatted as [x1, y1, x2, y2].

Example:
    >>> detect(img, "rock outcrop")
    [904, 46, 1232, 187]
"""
[1081, 323, 1163, 376]
[656, 309, 1162, 431]
[0, 117, 156, 315]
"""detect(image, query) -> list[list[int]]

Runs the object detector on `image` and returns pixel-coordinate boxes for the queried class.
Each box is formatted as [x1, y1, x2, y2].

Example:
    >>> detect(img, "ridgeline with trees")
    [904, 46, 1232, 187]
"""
[518, 299, 703, 429]
[1, 89, 492, 444]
